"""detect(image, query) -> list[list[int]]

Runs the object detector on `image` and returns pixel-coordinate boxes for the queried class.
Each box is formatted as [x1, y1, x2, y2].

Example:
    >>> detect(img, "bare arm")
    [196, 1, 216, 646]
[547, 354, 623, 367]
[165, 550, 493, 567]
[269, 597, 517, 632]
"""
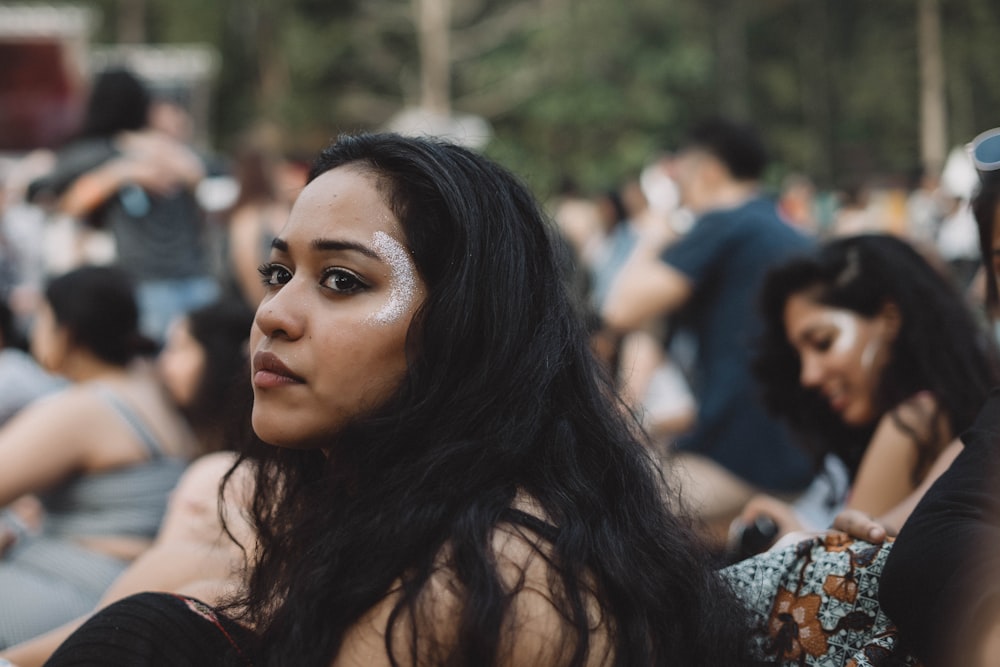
[0, 391, 100, 507]
[601, 253, 691, 333]
[846, 394, 947, 518]
[833, 438, 963, 543]
[58, 131, 205, 219]
[0, 452, 251, 667]
[117, 131, 205, 189]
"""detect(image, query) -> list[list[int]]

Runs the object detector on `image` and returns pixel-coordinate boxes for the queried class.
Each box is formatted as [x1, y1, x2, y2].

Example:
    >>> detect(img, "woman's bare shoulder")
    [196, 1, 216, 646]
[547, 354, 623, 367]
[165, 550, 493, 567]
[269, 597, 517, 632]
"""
[332, 495, 612, 667]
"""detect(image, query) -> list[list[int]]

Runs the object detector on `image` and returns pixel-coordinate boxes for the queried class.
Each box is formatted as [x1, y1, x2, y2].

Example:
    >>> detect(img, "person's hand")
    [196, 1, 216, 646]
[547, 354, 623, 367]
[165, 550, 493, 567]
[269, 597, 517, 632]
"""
[830, 508, 893, 544]
[728, 494, 805, 558]
[736, 494, 805, 537]
[0, 497, 44, 557]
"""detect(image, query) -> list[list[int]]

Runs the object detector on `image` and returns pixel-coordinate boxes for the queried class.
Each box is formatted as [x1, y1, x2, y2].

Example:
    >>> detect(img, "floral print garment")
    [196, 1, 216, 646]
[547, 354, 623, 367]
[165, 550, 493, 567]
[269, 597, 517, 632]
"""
[722, 534, 921, 667]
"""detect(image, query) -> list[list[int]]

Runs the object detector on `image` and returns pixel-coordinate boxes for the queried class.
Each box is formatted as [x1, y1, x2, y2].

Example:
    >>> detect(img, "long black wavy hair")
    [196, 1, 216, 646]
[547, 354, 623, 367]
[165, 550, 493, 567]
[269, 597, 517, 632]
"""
[754, 234, 999, 477]
[225, 133, 756, 666]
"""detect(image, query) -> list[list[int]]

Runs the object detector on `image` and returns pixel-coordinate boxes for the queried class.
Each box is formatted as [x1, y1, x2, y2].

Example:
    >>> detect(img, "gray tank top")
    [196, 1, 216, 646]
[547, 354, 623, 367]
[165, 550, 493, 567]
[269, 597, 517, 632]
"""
[40, 387, 188, 539]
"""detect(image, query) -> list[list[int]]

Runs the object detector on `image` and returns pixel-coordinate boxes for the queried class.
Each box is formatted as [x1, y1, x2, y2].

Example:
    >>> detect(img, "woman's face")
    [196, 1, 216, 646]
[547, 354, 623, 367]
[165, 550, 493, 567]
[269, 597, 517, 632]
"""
[782, 292, 897, 426]
[157, 318, 206, 408]
[249, 165, 427, 449]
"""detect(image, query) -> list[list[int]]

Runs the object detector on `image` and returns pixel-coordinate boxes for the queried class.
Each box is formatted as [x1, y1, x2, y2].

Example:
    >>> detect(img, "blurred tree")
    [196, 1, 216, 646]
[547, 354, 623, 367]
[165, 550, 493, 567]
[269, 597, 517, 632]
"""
[70, 0, 1000, 199]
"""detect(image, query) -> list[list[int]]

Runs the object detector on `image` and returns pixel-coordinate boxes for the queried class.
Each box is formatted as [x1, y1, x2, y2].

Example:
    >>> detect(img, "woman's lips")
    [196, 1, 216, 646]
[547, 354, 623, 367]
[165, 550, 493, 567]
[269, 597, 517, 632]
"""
[252, 351, 305, 388]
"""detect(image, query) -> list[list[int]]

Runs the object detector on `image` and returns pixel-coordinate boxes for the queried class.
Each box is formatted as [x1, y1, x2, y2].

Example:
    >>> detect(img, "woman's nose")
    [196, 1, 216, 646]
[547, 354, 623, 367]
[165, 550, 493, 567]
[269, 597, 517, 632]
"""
[798, 352, 824, 388]
[253, 283, 306, 340]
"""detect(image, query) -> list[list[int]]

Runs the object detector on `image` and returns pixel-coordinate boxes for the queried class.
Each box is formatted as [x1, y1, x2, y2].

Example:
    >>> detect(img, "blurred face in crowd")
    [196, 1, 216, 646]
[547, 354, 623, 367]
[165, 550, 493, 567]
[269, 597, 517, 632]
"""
[157, 317, 205, 409]
[783, 291, 900, 426]
[668, 149, 723, 214]
[249, 165, 427, 449]
[30, 302, 68, 374]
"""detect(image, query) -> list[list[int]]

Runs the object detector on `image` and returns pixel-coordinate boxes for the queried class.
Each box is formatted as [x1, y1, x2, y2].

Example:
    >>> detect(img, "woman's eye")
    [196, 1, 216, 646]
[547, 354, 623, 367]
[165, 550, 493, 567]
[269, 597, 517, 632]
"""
[258, 263, 292, 286]
[322, 268, 366, 294]
[811, 336, 834, 352]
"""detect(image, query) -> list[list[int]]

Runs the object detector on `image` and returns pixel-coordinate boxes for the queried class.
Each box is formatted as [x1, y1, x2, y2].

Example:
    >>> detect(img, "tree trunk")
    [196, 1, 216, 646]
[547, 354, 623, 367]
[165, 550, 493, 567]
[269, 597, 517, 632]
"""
[118, 0, 146, 44]
[714, 0, 749, 120]
[415, 0, 451, 115]
[918, 0, 947, 177]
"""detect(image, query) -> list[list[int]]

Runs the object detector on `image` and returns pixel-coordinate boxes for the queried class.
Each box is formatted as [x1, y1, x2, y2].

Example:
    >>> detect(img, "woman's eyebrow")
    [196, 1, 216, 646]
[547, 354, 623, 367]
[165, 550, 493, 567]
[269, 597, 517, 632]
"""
[270, 237, 381, 261]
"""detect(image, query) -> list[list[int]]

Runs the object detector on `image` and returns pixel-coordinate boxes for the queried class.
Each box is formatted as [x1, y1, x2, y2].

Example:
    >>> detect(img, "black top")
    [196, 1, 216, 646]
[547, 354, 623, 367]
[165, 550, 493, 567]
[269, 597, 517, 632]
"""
[44, 592, 258, 666]
[879, 387, 1000, 666]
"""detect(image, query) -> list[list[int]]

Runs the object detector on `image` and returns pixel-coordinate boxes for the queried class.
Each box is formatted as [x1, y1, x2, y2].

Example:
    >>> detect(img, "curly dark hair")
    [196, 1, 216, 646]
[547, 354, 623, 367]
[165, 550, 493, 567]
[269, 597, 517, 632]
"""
[224, 133, 757, 666]
[754, 234, 999, 477]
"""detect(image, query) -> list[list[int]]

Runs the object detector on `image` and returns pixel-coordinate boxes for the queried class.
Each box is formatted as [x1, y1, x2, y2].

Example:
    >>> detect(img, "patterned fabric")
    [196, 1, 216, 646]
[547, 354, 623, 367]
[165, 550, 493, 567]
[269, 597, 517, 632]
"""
[723, 534, 922, 667]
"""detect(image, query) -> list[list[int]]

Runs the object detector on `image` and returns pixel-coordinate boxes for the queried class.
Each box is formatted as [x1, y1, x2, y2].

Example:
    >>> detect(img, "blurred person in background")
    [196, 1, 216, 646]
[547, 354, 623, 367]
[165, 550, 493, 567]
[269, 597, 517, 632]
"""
[734, 234, 998, 556]
[0, 266, 197, 648]
[0, 297, 255, 667]
[224, 141, 307, 309]
[601, 117, 815, 545]
[0, 298, 64, 427]
[27, 67, 219, 345]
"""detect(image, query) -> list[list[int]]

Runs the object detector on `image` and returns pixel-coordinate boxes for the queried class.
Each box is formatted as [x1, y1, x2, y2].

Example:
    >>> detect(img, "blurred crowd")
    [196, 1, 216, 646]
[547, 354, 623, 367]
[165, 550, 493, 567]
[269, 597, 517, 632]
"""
[0, 64, 998, 665]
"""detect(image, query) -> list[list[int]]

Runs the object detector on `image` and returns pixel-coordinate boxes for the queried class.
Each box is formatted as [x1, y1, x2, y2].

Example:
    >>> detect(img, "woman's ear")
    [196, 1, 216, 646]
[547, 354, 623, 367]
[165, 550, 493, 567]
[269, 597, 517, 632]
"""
[878, 301, 902, 342]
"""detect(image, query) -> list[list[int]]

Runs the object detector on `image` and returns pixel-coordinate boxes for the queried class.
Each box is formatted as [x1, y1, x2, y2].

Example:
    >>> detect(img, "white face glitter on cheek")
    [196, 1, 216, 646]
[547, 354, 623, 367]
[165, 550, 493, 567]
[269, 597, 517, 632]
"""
[367, 230, 417, 325]
[825, 311, 859, 354]
[860, 337, 880, 371]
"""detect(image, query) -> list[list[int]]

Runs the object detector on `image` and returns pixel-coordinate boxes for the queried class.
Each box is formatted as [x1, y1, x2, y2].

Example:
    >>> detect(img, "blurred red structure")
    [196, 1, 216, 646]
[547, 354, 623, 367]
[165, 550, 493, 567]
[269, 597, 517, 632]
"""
[0, 5, 92, 151]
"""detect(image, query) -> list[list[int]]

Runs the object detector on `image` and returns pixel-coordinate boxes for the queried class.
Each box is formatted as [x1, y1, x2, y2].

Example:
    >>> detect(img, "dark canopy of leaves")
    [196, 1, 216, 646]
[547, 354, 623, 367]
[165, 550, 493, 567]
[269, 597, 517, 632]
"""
[86, 0, 1000, 198]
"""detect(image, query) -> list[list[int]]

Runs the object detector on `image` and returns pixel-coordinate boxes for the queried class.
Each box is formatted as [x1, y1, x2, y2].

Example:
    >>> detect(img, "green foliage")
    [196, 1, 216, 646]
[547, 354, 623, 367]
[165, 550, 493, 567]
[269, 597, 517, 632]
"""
[73, 0, 1000, 199]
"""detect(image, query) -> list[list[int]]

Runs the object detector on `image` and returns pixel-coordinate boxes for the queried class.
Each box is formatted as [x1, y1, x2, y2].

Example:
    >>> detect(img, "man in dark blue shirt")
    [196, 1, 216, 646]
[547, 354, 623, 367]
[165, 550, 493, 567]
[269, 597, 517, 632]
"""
[602, 118, 815, 543]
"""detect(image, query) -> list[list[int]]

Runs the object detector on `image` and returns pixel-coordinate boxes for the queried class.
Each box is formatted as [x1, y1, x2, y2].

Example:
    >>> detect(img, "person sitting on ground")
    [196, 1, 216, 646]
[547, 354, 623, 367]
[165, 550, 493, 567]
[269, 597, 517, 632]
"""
[44, 132, 757, 667]
[734, 233, 999, 555]
[0, 297, 256, 667]
[600, 117, 815, 545]
[0, 265, 198, 648]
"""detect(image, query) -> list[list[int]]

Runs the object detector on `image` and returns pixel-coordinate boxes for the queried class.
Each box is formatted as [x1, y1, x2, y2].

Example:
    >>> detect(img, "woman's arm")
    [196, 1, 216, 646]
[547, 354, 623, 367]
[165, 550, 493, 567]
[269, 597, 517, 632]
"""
[0, 391, 98, 508]
[845, 392, 946, 518]
[58, 131, 206, 219]
[832, 438, 964, 542]
[0, 452, 251, 667]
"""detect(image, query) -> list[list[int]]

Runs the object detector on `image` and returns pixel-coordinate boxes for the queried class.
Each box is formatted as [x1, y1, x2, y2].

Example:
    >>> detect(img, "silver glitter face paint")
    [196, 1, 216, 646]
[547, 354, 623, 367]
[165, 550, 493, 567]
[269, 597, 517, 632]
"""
[859, 336, 880, 371]
[815, 309, 882, 370]
[366, 230, 417, 325]
[825, 311, 859, 355]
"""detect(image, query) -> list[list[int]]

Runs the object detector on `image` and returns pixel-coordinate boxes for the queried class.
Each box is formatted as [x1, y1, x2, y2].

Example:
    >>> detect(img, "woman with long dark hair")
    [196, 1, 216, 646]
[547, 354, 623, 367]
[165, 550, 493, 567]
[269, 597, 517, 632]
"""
[44, 133, 755, 666]
[736, 233, 998, 548]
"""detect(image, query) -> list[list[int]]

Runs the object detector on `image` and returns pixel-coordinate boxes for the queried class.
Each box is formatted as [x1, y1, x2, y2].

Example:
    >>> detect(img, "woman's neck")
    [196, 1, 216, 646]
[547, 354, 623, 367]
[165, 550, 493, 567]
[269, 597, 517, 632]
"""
[60, 352, 130, 384]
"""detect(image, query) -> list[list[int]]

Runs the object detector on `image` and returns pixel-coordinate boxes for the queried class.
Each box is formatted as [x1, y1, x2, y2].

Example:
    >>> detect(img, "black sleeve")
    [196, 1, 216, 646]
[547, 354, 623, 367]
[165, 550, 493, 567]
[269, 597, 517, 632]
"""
[44, 592, 258, 667]
[27, 140, 117, 203]
[879, 388, 1000, 666]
